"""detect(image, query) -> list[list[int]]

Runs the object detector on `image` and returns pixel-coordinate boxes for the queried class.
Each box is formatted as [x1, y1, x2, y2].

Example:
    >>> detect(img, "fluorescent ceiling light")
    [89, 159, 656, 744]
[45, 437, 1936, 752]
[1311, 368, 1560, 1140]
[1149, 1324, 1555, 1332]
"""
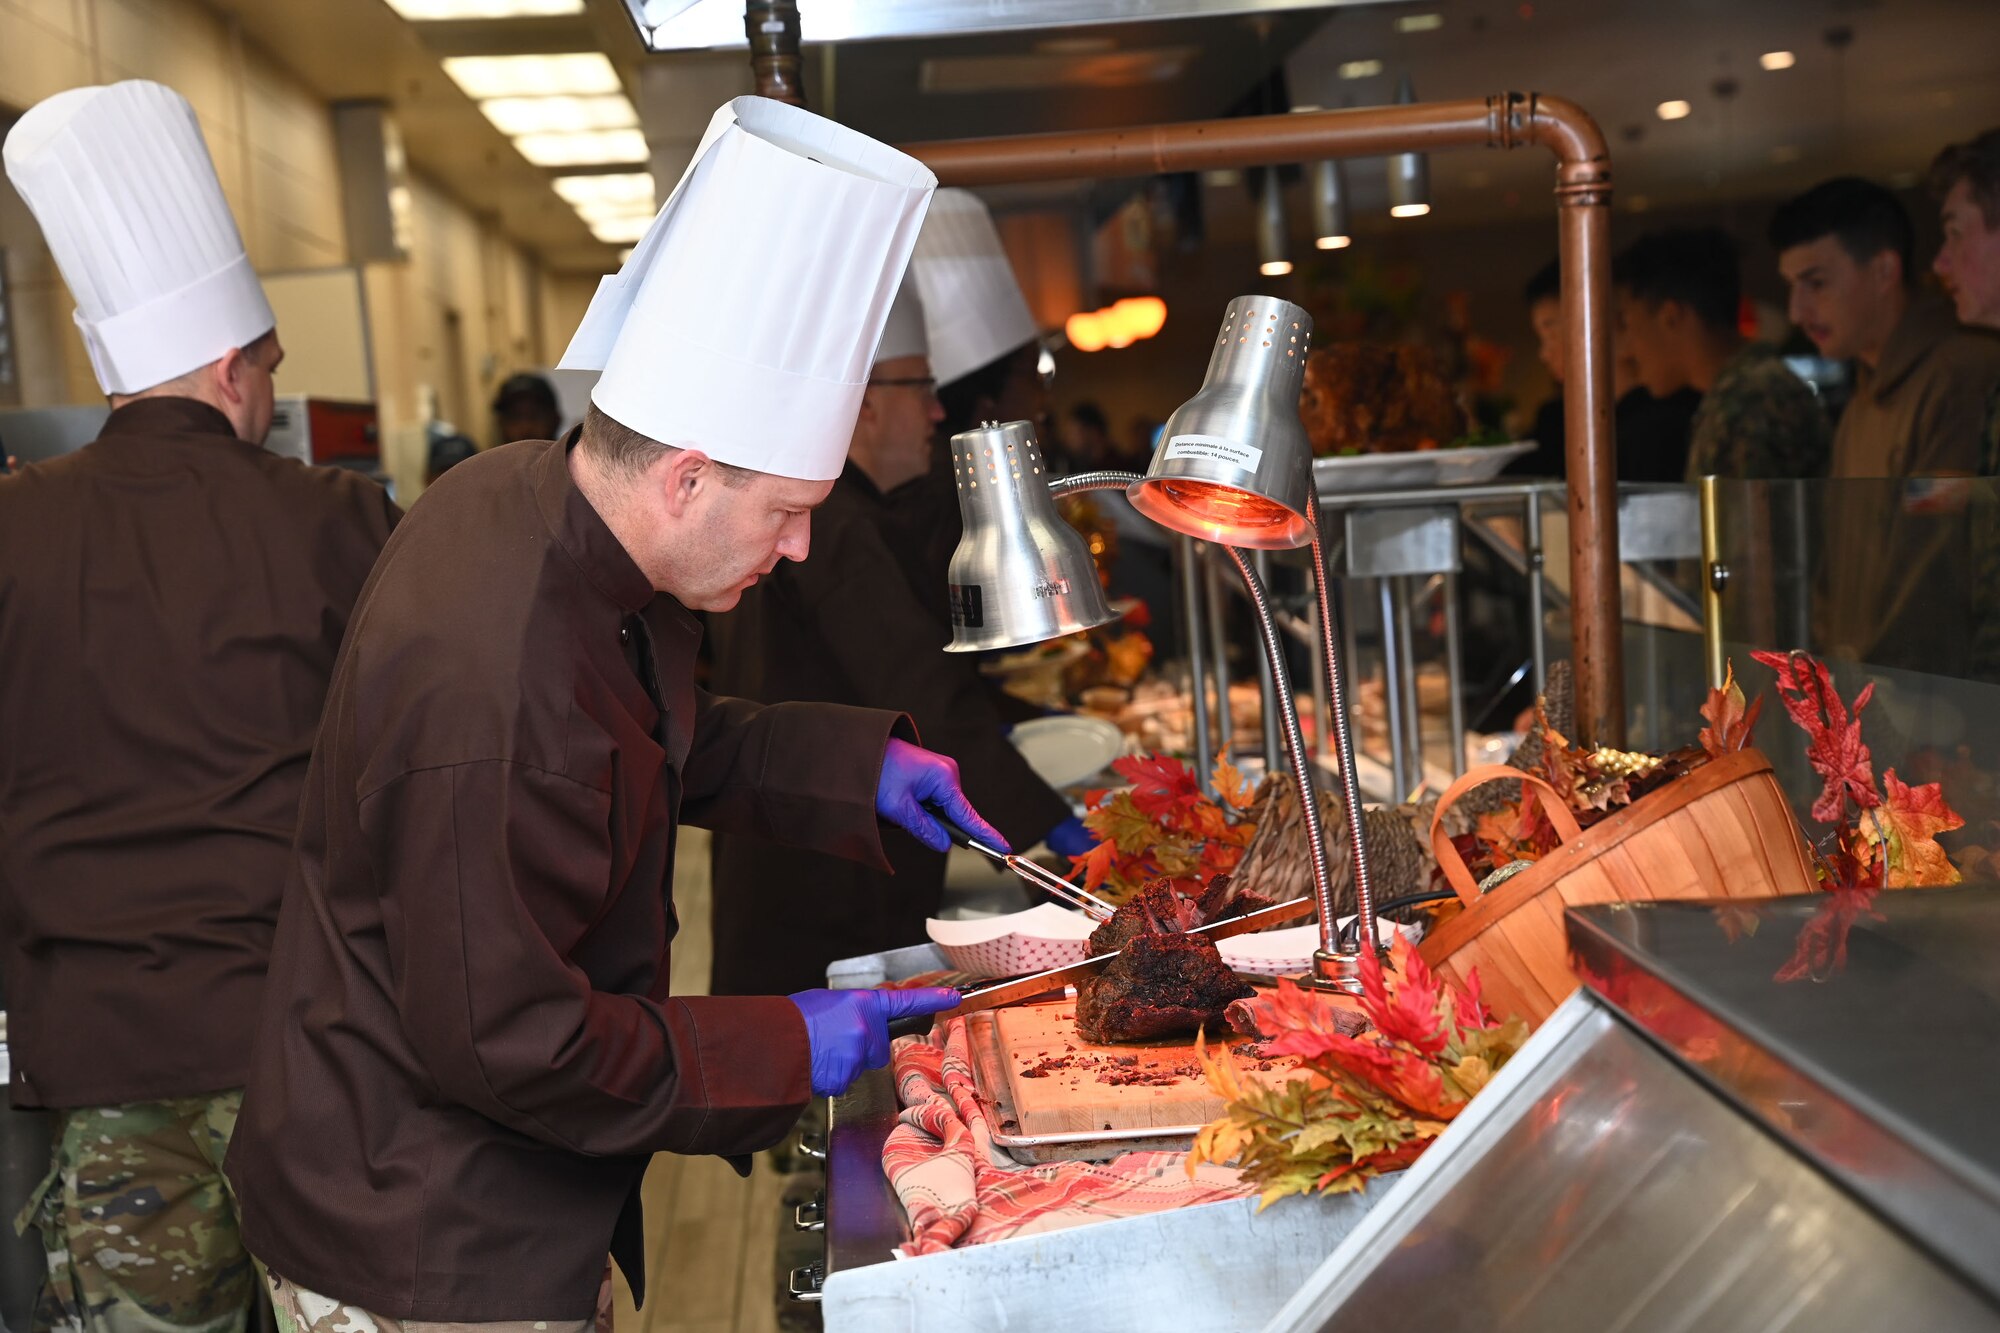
[1259, 260, 1293, 277]
[1390, 203, 1431, 218]
[480, 94, 636, 136]
[1394, 13, 1443, 33]
[1656, 99, 1692, 120]
[386, 0, 582, 16]
[442, 53, 620, 100]
[554, 172, 655, 208]
[1759, 50, 1796, 71]
[590, 214, 653, 244]
[1316, 235, 1352, 250]
[1338, 59, 1384, 80]
[514, 128, 649, 167]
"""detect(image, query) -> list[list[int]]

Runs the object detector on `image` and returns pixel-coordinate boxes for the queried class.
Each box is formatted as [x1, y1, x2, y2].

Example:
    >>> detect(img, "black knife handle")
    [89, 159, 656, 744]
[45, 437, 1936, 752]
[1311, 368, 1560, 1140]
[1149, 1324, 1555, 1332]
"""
[887, 1013, 937, 1040]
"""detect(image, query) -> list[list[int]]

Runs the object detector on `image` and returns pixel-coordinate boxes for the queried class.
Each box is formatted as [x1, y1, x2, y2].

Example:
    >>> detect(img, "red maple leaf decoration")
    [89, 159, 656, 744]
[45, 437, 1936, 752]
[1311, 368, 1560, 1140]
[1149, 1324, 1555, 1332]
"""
[1111, 752, 1208, 824]
[1750, 649, 1881, 823]
[1356, 939, 1450, 1056]
[1698, 661, 1765, 758]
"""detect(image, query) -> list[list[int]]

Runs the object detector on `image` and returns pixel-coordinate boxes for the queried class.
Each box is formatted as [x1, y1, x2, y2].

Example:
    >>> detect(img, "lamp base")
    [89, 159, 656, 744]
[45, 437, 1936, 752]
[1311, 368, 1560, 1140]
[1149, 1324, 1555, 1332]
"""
[1309, 948, 1366, 995]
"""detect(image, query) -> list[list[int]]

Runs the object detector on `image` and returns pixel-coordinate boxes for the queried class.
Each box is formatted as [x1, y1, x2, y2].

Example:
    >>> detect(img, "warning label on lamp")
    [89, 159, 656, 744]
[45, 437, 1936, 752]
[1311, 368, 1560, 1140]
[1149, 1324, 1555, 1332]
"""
[1164, 434, 1263, 471]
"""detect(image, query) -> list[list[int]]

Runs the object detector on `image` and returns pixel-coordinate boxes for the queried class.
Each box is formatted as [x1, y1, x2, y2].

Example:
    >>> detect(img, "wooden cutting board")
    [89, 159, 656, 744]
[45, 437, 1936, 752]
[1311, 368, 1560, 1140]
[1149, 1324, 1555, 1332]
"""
[991, 1000, 1305, 1138]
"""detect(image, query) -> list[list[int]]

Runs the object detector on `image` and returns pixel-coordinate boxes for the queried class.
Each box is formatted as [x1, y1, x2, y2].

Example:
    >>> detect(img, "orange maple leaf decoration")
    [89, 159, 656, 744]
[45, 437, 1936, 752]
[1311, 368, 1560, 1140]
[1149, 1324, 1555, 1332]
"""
[1860, 769, 1965, 888]
[1698, 661, 1764, 758]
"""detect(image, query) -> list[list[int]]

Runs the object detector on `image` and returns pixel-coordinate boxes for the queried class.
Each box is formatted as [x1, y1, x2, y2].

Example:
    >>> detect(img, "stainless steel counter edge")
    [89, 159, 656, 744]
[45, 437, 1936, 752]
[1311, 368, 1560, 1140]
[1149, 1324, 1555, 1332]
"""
[1566, 904, 2000, 1305]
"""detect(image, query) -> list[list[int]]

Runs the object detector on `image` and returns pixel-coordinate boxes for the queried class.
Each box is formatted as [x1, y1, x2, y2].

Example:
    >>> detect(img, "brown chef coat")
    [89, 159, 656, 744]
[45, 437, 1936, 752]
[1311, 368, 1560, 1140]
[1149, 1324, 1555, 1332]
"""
[0, 397, 397, 1109]
[1817, 299, 2000, 671]
[707, 463, 1072, 995]
[225, 434, 911, 1322]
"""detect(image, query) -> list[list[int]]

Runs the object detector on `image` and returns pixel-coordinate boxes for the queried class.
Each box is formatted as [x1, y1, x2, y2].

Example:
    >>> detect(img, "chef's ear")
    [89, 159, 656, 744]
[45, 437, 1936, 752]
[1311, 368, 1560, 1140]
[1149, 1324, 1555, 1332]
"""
[658, 446, 716, 516]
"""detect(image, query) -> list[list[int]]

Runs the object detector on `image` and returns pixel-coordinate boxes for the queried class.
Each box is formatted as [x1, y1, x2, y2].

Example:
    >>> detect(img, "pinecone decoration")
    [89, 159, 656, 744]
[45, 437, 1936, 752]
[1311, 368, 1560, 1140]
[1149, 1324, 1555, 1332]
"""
[1232, 774, 1437, 917]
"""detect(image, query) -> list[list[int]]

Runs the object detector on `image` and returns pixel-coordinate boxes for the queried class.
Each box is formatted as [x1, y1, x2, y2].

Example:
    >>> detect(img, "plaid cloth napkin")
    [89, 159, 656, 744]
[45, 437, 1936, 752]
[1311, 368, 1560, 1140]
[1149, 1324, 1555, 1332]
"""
[881, 1018, 1252, 1257]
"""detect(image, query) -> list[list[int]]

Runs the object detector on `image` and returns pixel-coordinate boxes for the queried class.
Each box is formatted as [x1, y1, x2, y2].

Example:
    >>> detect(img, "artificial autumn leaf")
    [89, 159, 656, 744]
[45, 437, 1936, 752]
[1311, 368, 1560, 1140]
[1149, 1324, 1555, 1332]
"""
[1113, 752, 1210, 824]
[1698, 661, 1765, 758]
[1859, 768, 1964, 888]
[1071, 752, 1258, 904]
[1751, 649, 1881, 822]
[1356, 938, 1449, 1056]
[1211, 761, 1258, 812]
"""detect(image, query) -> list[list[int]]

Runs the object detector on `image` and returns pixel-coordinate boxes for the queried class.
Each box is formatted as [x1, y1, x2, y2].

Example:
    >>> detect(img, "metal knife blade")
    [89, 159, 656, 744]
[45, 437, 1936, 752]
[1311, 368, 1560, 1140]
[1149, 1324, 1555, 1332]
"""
[887, 895, 1317, 1038]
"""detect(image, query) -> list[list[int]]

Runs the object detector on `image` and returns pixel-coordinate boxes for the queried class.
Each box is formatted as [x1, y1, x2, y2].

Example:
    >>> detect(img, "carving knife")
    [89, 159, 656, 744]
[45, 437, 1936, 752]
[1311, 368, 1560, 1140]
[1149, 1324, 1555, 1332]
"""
[885, 894, 1316, 1039]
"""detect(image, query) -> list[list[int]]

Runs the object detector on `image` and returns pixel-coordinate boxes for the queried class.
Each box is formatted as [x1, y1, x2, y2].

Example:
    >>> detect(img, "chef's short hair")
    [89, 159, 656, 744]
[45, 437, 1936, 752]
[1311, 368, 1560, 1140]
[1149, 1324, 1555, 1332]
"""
[1930, 129, 2000, 227]
[581, 404, 753, 487]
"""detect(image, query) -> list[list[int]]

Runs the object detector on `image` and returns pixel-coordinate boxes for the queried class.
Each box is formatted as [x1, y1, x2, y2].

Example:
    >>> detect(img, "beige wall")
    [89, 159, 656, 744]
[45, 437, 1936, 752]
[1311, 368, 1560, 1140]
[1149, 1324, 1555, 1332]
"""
[0, 0, 570, 500]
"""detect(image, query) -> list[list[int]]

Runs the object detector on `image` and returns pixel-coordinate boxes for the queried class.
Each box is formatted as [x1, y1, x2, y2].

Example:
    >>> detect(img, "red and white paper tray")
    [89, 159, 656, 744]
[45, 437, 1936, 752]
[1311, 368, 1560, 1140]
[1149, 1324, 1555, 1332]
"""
[925, 904, 1096, 978]
[1217, 917, 1417, 978]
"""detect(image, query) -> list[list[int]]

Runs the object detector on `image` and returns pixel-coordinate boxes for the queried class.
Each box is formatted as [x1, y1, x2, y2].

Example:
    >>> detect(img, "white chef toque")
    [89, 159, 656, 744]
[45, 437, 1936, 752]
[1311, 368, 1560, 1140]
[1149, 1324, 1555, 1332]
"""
[3, 81, 275, 397]
[560, 96, 936, 482]
[872, 280, 929, 366]
[909, 188, 1038, 389]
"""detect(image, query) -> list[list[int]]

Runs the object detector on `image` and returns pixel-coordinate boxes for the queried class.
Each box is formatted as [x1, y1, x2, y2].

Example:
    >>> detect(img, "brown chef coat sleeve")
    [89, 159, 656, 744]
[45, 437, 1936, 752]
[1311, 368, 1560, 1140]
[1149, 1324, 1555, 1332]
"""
[678, 691, 917, 872]
[783, 515, 1073, 851]
[364, 759, 810, 1158]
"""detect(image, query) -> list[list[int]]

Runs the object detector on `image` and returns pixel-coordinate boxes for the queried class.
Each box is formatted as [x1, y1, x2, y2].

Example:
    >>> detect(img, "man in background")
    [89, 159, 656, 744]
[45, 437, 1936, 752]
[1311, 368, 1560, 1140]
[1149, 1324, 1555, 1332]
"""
[1615, 227, 1829, 481]
[1512, 258, 1699, 483]
[1773, 175, 2000, 668]
[1, 80, 397, 1333]
[492, 370, 564, 445]
[1928, 129, 2000, 678]
[708, 284, 1088, 997]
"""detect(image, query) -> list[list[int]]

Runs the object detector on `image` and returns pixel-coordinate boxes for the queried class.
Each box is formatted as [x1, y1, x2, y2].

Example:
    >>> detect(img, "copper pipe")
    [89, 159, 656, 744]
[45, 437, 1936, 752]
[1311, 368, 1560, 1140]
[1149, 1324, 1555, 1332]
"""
[744, 2, 805, 107]
[903, 93, 1626, 745]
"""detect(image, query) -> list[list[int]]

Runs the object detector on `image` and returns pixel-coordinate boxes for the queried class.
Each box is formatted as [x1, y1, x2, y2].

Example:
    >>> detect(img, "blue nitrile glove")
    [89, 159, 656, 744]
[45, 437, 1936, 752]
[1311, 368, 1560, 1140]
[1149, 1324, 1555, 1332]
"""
[876, 738, 1008, 854]
[788, 987, 963, 1098]
[1044, 815, 1097, 860]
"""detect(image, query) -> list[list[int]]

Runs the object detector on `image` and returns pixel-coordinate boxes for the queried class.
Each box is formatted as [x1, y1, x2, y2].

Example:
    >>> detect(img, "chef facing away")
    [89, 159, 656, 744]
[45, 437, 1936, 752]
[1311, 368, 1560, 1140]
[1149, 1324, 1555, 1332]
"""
[0, 80, 399, 1333]
[221, 97, 994, 1326]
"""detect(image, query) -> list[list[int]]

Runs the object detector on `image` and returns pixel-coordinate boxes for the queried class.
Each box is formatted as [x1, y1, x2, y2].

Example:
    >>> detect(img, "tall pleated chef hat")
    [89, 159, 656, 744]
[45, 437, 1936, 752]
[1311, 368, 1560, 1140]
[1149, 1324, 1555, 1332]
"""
[3, 81, 275, 397]
[872, 280, 929, 365]
[560, 96, 936, 481]
[909, 188, 1039, 388]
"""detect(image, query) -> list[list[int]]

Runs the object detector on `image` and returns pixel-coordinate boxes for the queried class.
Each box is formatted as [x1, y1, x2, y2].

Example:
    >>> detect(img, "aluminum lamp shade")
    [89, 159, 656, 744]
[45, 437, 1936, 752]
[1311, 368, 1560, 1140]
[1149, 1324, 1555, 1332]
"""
[944, 420, 1118, 652]
[1130, 295, 1316, 550]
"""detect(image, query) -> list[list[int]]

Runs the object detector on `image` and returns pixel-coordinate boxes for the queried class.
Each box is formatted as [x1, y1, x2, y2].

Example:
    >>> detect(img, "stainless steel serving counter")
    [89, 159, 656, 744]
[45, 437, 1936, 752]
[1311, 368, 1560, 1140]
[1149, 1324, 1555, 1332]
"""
[1264, 887, 2000, 1330]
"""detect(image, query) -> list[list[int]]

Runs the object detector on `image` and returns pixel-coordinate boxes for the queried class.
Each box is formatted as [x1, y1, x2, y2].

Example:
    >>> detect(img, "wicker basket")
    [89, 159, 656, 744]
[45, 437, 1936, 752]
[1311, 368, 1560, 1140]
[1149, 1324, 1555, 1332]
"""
[1419, 748, 1817, 1028]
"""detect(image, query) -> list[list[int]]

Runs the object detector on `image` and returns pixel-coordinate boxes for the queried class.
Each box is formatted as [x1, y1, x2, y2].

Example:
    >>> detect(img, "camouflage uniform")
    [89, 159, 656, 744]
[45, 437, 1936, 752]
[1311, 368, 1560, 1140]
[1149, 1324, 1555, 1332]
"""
[1970, 385, 2000, 682]
[264, 1274, 590, 1333]
[1683, 343, 1832, 481]
[16, 1091, 253, 1333]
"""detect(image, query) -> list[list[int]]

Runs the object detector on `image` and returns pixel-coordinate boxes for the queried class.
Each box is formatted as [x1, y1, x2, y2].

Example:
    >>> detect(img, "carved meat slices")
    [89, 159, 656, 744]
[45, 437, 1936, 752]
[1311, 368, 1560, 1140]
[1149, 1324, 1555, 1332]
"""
[1075, 874, 1257, 1044]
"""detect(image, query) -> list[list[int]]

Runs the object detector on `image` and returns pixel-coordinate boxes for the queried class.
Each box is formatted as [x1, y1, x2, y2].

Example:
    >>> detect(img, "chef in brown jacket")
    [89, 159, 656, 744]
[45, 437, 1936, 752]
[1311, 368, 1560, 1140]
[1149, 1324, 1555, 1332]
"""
[223, 97, 993, 1330]
[0, 81, 398, 1333]
[708, 279, 1087, 995]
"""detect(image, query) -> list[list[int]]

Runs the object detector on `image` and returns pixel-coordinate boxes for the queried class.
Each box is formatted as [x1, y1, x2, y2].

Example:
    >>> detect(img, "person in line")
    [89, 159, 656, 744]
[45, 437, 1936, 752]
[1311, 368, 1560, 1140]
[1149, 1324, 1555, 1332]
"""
[707, 282, 1090, 997]
[492, 371, 564, 445]
[1615, 227, 1830, 481]
[0, 80, 398, 1333]
[1927, 128, 2000, 678]
[1510, 258, 1700, 483]
[222, 97, 993, 1331]
[1773, 175, 2000, 669]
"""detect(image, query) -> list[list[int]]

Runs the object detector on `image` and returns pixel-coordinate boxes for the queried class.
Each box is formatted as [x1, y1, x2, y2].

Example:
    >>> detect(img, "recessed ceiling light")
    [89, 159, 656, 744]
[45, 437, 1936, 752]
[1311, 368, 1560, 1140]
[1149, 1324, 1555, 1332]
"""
[1759, 50, 1796, 71]
[554, 172, 655, 208]
[513, 128, 649, 167]
[617, 246, 634, 263]
[442, 53, 620, 100]
[479, 94, 637, 136]
[1390, 202, 1431, 218]
[386, 0, 582, 16]
[1655, 99, 1692, 121]
[589, 214, 653, 244]
[1260, 260, 1294, 277]
[1316, 235, 1352, 250]
[1394, 13, 1443, 33]
[1338, 59, 1384, 80]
